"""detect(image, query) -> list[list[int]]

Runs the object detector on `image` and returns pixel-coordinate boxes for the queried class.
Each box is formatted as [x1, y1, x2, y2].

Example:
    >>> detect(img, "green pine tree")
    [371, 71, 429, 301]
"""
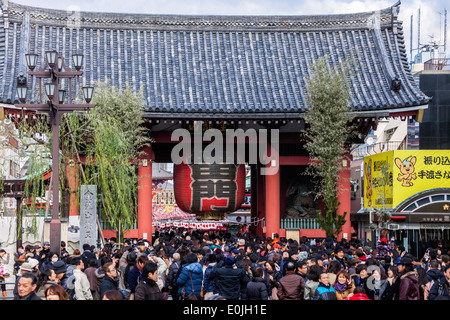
[303, 55, 356, 239]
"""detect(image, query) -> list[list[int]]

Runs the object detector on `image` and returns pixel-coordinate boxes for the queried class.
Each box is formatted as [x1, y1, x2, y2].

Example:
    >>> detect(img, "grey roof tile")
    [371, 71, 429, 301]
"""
[0, 1, 430, 118]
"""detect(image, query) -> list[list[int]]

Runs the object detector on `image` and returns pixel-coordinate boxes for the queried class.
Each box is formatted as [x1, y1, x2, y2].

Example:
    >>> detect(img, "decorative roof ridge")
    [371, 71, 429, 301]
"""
[2, 0, 400, 31]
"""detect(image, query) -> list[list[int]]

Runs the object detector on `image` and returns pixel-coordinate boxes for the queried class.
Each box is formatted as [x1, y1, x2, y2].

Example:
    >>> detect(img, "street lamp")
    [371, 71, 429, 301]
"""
[57, 57, 63, 72]
[72, 53, 84, 71]
[82, 86, 94, 103]
[45, 50, 57, 68]
[14, 50, 95, 256]
[25, 53, 38, 71]
[16, 72, 28, 103]
[58, 90, 66, 104]
[45, 82, 56, 100]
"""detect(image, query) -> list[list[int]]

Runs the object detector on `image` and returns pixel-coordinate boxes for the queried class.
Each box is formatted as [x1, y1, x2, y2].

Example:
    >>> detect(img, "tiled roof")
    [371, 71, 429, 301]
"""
[0, 1, 430, 119]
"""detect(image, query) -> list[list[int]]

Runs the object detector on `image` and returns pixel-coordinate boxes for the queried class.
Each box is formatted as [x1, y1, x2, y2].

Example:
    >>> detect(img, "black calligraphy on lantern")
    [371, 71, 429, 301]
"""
[189, 164, 238, 212]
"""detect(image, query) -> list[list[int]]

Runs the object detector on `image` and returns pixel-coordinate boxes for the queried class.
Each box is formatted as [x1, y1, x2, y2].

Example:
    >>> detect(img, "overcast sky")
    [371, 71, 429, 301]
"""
[9, 0, 450, 60]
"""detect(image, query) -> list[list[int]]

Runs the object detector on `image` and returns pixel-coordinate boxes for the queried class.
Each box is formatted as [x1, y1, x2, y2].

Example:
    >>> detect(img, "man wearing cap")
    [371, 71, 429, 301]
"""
[376, 238, 389, 261]
[53, 260, 76, 299]
[398, 256, 420, 300]
[315, 254, 326, 271]
[209, 255, 246, 300]
[266, 243, 281, 262]
[40, 241, 51, 266]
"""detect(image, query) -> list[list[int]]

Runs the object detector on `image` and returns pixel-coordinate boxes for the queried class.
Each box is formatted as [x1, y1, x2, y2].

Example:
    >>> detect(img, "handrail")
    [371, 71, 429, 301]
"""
[0, 281, 16, 300]
[281, 218, 321, 229]
[424, 58, 450, 71]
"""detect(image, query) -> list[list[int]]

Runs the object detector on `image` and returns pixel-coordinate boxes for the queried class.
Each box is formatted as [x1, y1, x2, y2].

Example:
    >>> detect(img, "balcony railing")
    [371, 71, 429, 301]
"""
[424, 58, 450, 71]
[281, 218, 321, 230]
[351, 140, 405, 158]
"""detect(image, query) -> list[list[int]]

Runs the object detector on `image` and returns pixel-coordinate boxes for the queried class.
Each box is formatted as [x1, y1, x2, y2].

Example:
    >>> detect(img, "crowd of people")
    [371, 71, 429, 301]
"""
[2, 230, 450, 301]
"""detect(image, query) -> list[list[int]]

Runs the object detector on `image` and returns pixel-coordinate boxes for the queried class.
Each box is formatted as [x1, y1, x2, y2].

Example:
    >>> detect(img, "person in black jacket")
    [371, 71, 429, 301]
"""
[243, 267, 268, 300]
[428, 265, 450, 300]
[134, 261, 165, 300]
[14, 273, 42, 300]
[60, 241, 69, 262]
[128, 254, 149, 298]
[99, 262, 120, 298]
[167, 253, 181, 300]
[39, 242, 51, 268]
[209, 255, 246, 300]
[81, 244, 97, 272]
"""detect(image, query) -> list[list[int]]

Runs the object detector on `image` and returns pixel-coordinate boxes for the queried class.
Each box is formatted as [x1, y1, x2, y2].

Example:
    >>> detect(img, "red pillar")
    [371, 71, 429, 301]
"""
[138, 145, 154, 242]
[337, 154, 353, 241]
[250, 164, 257, 236]
[264, 143, 280, 239]
[256, 164, 265, 238]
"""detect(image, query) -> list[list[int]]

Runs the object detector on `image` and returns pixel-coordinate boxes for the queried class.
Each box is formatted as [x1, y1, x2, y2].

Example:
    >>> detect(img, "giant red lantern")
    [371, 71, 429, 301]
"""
[174, 163, 246, 219]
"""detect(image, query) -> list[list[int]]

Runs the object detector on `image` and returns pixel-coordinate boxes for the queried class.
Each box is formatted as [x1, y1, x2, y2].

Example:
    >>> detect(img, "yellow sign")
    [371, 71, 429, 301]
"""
[364, 150, 450, 209]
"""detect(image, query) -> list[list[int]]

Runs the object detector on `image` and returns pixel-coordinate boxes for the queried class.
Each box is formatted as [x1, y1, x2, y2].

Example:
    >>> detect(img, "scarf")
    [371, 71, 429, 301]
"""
[334, 282, 348, 292]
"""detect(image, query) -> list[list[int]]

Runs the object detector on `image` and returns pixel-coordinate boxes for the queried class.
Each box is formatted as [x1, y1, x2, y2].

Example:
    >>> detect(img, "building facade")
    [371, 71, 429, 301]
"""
[0, 1, 430, 243]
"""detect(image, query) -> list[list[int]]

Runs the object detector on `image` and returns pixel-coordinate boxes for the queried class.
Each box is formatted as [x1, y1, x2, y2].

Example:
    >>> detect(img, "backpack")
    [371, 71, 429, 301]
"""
[426, 279, 449, 300]
[64, 273, 77, 300]
[424, 281, 434, 300]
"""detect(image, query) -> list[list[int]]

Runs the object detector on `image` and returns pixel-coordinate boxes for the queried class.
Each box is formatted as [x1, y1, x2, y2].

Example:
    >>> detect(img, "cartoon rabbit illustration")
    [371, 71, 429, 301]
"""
[394, 156, 417, 187]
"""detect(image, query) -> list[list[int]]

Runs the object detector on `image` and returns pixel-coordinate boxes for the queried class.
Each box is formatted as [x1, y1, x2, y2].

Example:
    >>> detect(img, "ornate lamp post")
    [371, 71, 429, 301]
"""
[15, 50, 95, 255]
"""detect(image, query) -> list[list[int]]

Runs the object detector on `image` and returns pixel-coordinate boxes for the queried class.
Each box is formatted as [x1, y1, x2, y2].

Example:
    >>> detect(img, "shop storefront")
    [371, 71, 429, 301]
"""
[353, 150, 450, 258]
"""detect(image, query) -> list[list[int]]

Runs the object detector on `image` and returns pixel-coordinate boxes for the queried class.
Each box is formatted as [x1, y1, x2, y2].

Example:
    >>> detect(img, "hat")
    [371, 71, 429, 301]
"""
[172, 253, 180, 261]
[28, 258, 39, 269]
[350, 257, 360, 265]
[53, 260, 68, 274]
[380, 238, 388, 244]
[298, 251, 308, 261]
[43, 241, 50, 246]
[398, 257, 413, 266]
[225, 256, 235, 266]
[127, 252, 138, 263]
[273, 243, 281, 249]
[20, 262, 33, 272]
[231, 248, 239, 254]
[315, 254, 325, 261]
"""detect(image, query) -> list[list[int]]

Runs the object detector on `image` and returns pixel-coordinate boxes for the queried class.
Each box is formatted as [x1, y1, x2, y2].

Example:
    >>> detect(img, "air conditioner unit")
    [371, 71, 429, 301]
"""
[387, 223, 400, 230]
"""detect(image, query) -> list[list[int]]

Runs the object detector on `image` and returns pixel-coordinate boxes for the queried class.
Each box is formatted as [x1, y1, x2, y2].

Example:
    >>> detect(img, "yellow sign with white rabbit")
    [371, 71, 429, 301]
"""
[364, 150, 450, 209]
